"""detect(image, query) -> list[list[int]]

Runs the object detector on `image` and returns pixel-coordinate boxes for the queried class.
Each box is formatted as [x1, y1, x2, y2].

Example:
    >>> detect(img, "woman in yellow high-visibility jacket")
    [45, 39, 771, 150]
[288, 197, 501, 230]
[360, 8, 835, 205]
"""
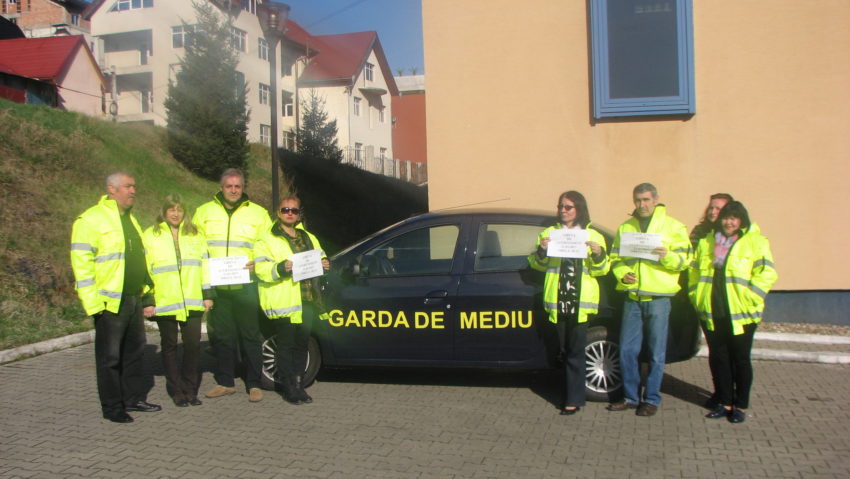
[689, 201, 777, 423]
[142, 194, 212, 407]
[528, 191, 609, 416]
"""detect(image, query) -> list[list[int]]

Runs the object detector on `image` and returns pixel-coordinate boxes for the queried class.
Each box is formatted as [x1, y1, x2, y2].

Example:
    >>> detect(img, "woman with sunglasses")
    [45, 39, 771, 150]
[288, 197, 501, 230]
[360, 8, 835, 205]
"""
[141, 193, 212, 407]
[254, 196, 330, 404]
[528, 191, 610, 415]
[689, 201, 777, 423]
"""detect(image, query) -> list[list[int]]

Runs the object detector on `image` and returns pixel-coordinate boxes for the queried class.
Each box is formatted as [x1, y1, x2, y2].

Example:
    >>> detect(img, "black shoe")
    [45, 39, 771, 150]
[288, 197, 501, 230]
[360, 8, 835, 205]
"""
[189, 397, 203, 406]
[729, 408, 746, 423]
[705, 405, 730, 419]
[296, 376, 313, 404]
[560, 407, 580, 416]
[103, 411, 134, 423]
[174, 399, 189, 408]
[126, 400, 162, 412]
[281, 377, 303, 405]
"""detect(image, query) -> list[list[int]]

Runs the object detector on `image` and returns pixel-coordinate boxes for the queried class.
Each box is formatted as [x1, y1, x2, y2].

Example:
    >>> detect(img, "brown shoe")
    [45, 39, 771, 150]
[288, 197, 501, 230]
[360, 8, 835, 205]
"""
[606, 401, 637, 412]
[204, 385, 236, 398]
[636, 403, 658, 416]
[248, 387, 263, 402]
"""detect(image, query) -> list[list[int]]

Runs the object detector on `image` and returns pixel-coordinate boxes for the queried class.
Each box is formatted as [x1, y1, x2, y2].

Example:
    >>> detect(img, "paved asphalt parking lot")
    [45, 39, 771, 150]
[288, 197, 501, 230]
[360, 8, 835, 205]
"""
[1, 333, 849, 479]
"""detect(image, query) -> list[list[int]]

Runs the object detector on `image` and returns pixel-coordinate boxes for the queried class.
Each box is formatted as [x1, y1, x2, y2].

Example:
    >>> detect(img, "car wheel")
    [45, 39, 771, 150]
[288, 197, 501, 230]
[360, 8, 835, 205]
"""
[260, 335, 322, 390]
[585, 326, 622, 402]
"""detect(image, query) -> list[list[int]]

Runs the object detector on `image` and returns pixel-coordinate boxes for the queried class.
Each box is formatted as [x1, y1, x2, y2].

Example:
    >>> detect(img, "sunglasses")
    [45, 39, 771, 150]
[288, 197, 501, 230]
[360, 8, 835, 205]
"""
[557, 204, 576, 211]
[280, 207, 301, 215]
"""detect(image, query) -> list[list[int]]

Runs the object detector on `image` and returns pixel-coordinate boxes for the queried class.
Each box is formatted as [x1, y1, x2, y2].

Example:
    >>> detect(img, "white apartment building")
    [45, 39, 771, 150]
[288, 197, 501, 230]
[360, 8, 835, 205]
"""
[85, 0, 308, 144]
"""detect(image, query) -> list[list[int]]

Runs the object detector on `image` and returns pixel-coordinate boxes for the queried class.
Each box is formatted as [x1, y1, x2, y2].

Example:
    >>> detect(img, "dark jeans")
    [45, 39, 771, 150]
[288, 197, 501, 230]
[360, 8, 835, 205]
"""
[210, 283, 264, 389]
[704, 319, 757, 409]
[94, 294, 148, 415]
[275, 301, 316, 379]
[556, 317, 587, 408]
[156, 312, 202, 401]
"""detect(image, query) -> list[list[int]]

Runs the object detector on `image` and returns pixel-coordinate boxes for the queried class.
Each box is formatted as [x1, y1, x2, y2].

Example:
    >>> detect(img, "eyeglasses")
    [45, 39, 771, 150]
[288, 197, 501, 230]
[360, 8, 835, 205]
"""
[557, 204, 576, 211]
[280, 207, 301, 215]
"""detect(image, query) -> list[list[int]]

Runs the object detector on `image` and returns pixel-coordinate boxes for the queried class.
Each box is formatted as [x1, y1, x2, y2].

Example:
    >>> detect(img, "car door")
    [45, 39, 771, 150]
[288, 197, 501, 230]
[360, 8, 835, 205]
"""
[452, 215, 556, 365]
[321, 218, 466, 363]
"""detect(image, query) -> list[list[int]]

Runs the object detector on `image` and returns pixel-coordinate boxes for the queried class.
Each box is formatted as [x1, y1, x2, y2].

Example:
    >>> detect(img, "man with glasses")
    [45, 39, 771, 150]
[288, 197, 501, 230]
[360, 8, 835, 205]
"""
[607, 183, 691, 417]
[70, 171, 161, 423]
[194, 168, 272, 402]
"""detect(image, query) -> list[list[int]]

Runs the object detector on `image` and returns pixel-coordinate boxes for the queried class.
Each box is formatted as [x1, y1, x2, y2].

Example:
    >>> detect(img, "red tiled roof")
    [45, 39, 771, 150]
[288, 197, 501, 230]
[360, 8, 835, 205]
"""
[0, 35, 89, 82]
[300, 31, 398, 95]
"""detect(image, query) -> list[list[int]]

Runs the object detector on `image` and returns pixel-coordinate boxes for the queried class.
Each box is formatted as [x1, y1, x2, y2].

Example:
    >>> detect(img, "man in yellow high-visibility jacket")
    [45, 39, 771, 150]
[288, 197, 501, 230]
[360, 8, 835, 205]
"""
[606, 183, 692, 417]
[70, 172, 161, 423]
[194, 168, 272, 402]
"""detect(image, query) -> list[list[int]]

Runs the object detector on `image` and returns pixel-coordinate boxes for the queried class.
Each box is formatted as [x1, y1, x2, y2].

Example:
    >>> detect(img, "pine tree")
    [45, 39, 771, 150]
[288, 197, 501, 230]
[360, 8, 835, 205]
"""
[297, 90, 342, 163]
[164, 1, 249, 180]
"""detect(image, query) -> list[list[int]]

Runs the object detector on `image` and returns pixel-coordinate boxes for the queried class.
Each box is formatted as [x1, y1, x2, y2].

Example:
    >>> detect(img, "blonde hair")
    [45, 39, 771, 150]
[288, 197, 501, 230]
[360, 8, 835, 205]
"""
[153, 193, 198, 236]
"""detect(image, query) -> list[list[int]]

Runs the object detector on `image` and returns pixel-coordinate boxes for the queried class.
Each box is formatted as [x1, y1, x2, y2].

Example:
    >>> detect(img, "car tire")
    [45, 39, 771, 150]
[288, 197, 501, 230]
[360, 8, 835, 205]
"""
[260, 335, 322, 390]
[585, 326, 622, 402]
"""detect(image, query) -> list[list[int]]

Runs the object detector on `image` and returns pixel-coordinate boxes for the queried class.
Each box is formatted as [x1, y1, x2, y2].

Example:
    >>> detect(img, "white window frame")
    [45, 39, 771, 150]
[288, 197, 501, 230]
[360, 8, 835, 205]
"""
[365, 62, 374, 82]
[230, 27, 247, 52]
[258, 37, 268, 61]
[259, 83, 270, 105]
[260, 124, 271, 145]
[353, 97, 361, 116]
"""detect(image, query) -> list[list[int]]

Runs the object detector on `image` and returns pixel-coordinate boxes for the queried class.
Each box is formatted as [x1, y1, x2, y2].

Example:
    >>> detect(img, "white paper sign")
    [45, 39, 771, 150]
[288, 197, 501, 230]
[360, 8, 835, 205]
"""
[619, 232, 663, 261]
[291, 249, 324, 282]
[547, 228, 588, 258]
[209, 256, 251, 286]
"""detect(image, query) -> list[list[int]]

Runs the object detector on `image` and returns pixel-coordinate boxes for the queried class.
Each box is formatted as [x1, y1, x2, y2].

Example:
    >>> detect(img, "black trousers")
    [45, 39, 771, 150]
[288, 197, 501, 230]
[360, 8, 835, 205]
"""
[556, 317, 587, 408]
[156, 312, 202, 401]
[704, 319, 757, 409]
[94, 294, 148, 415]
[275, 301, 316, 379]
[210, 283, 264, 389]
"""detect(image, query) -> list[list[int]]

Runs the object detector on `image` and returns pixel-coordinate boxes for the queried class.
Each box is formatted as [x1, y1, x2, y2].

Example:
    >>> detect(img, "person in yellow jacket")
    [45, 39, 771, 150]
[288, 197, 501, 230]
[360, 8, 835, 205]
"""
[70, 171, 161, 423]
[193, 168, 272, 402]
[689, 201, 777, 423]
[255, 196, 330, 404]
[528, 191, 610, 415]
[142, 194, 213, 408]
[606, 183, 692, 417]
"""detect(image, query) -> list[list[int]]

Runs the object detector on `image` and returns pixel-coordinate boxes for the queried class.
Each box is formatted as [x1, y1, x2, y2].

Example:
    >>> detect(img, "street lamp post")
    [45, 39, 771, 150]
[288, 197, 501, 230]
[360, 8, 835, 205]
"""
[259, 1, 290, 212]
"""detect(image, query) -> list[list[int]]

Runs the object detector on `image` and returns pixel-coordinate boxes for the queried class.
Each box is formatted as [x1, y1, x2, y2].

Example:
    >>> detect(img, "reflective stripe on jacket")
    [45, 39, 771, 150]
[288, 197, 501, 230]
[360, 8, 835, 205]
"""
[193, 195, 271, 264]
[610, 205, 692, 300]
[688, 223, 778, 335]
[142, 222, 209, 321]
[70, 195, 144, 315]
[527, 224, 610, 324]
[254, 224, 329, 323]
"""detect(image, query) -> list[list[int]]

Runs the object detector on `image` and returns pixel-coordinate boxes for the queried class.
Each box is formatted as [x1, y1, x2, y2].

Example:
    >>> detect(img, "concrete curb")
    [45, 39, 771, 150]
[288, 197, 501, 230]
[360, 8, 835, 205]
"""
[2, 327, 848, 366]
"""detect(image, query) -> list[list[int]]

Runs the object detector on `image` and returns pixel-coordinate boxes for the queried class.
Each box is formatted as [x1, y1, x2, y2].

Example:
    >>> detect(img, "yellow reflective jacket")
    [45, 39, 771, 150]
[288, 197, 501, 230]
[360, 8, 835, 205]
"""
[142, 223, 210, 321]
[688, 223, 778, 335]
[610, 205, 692, 300]
[254, 224, 329, 323]
[70, 195, 145, 316]
[528, 224, 610, 324]
[193, 193, 272, 264]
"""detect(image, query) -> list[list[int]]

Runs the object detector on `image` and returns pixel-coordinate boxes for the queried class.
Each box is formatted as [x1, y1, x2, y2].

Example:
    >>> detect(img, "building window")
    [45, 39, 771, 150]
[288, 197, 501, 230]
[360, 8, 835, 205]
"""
[109, 0, 153, 12]
[589, 0, 694, 118]
[258, 37, 268, 60]
[234, 70, 245, 97]
[71, 13, 80, 25]
[230, 27, 246, 52]
[378, 107, 385, 123]
[379, 147, 387, 159]
[353, 97, 361, 116]
[365, 62, 374, 82]
[354, 142, 363, 162]
[283, 130, 295, 150]
[259, 83, 270, 105]
[172, 25, 195, 48]
[282, 91, 293, 117]
[260, 124, 271, 145]
[242, 0, 256, 14]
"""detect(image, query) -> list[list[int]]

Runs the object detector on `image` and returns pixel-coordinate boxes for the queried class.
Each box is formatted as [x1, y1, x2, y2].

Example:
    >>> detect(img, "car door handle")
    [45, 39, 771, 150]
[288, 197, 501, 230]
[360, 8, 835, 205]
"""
[423, 290, 448, 305]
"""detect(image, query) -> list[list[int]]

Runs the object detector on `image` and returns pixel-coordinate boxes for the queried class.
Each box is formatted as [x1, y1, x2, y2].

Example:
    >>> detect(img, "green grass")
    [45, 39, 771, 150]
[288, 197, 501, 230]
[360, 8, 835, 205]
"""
[0, 99, 273, 350]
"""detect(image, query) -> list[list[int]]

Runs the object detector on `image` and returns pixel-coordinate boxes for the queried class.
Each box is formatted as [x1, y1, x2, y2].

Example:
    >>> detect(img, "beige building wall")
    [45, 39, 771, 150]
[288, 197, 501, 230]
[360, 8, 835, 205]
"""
[422, 0, 850, 291]
[57, 45, 104, 117]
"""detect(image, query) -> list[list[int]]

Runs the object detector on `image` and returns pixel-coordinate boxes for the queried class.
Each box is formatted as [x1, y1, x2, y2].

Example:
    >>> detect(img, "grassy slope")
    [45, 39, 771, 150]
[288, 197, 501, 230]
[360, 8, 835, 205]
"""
[0, 99, 273, 349]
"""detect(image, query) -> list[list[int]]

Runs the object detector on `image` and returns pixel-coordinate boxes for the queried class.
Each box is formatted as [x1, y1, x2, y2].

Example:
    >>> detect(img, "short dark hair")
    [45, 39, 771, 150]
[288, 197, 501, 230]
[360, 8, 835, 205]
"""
[558, 190, 592, 228]
[633, 182, 658, 199]
[716, 200, 751, 231]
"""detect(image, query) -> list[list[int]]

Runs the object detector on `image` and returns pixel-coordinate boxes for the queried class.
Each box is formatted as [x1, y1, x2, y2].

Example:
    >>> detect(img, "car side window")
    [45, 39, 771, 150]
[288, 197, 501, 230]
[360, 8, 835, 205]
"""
[362, 224, 459, 276]
[474, 223, 544, 272]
